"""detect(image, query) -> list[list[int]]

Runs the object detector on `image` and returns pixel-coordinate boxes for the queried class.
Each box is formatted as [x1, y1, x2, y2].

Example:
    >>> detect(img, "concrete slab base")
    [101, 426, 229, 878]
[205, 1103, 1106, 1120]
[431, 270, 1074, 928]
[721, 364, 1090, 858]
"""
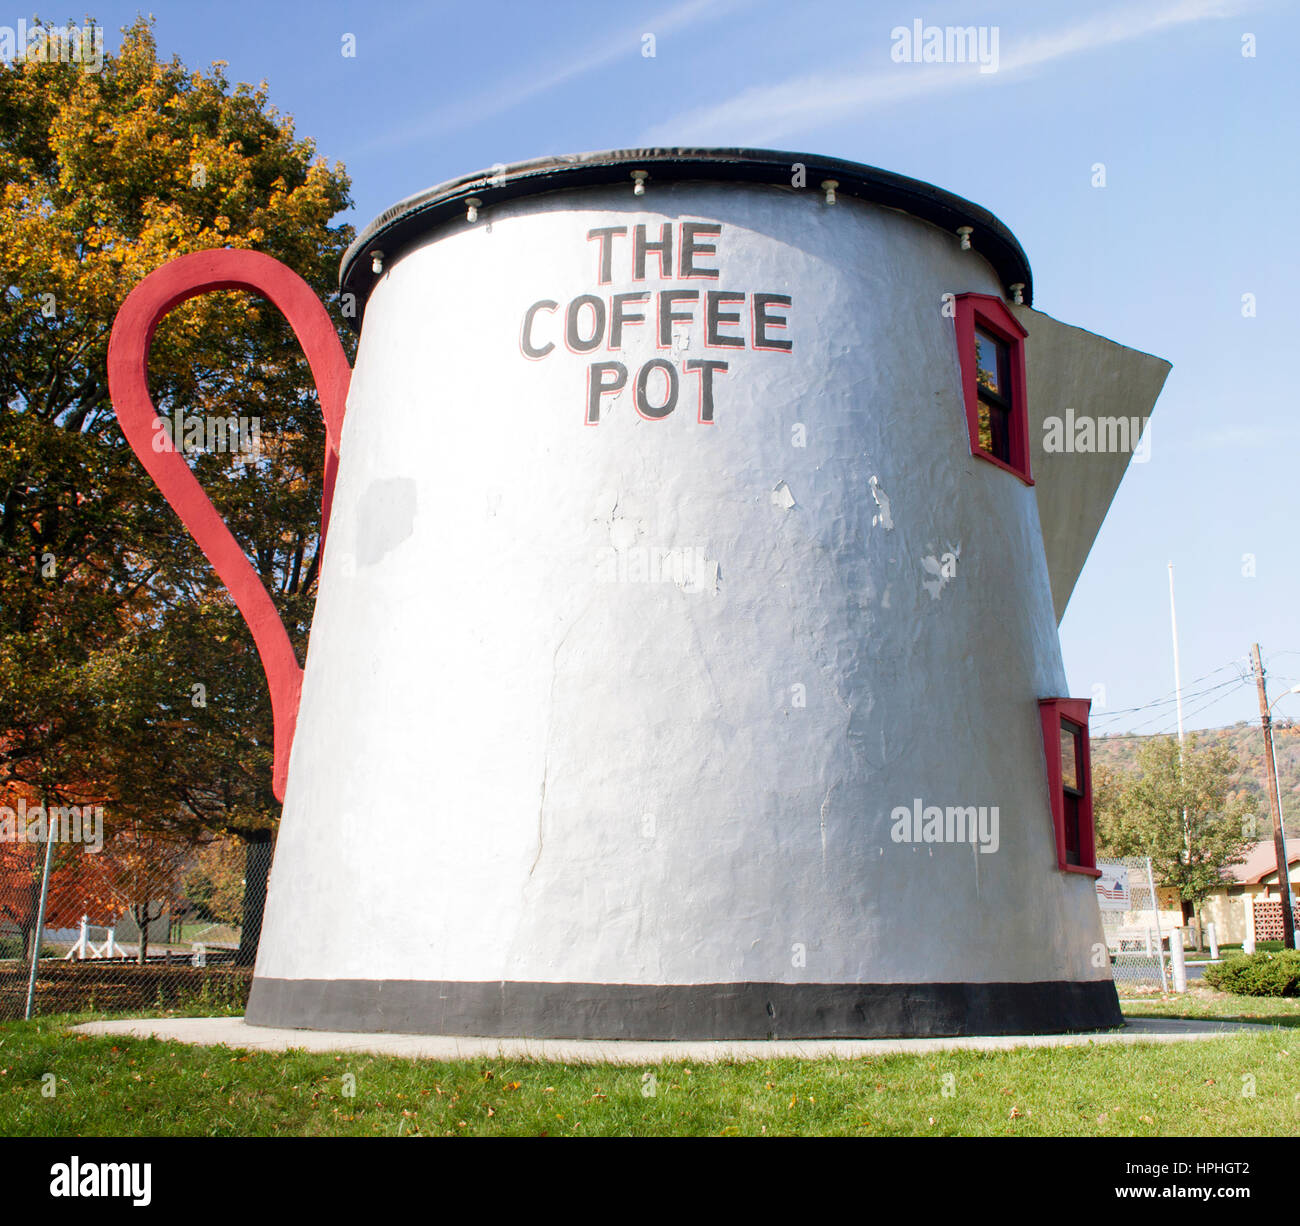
[70, 1015, 1274, 1064]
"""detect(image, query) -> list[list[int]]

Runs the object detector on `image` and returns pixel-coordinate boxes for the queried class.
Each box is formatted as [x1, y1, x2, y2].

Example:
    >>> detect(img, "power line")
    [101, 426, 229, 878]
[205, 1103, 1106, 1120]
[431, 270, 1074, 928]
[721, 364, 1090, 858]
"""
[1086, 650, 1296, 741]
[1089, 659, 1247, 722]
[1091, 673, 1248, 728]
[1093, 677, 1253, 741]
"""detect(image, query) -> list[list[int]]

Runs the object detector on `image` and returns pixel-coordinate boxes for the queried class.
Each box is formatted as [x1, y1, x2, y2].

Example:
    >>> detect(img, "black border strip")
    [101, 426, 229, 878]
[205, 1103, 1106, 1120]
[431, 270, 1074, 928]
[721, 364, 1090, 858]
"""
[246, 977, 1121, 1040]
[338, 147, 1033, 331]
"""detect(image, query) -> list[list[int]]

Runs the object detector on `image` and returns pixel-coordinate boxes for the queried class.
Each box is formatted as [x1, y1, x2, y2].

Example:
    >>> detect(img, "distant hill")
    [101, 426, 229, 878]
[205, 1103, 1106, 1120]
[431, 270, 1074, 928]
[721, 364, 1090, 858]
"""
[1091, 720, 1300, 839]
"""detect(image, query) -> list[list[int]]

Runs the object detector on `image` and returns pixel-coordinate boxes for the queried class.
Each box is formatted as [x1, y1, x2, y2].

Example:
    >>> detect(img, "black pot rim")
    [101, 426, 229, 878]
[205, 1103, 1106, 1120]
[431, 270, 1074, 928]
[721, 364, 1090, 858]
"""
[338, 146, 1033, 331]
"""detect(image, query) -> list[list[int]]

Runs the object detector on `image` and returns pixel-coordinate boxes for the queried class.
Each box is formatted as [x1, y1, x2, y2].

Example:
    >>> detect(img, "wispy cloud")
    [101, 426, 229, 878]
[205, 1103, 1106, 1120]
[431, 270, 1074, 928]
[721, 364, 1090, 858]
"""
[642, 0, 1251, 146]
[363, 0, 742, 156]
[1191, 424, 1300, 450]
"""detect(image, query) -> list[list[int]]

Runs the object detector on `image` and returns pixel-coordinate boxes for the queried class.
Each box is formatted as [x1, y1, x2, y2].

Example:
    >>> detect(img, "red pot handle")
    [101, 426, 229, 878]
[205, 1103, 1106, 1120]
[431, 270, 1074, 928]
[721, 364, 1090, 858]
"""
[107, 249, 351, 801]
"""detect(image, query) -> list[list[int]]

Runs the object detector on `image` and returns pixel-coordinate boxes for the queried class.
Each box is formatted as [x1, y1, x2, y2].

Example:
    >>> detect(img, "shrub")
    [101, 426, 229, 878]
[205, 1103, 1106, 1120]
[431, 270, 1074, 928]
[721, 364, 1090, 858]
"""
[1204, 949, 1300, 997]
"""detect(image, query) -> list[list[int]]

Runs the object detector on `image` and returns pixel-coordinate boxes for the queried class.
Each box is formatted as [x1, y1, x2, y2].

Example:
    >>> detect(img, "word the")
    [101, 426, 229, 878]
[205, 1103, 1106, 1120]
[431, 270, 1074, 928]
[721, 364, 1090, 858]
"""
[890, 799, 999, 854]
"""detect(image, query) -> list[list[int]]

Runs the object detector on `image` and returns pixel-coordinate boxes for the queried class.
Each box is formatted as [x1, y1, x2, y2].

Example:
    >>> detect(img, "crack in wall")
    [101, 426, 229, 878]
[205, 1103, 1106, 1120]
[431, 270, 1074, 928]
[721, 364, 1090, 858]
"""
[528, 608, 587, 878]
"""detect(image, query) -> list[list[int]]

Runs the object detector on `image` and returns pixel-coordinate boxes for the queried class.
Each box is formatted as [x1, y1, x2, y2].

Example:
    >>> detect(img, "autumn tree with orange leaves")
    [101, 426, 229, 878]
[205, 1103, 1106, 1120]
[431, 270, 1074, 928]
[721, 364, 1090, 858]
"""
[0, 781, 117, 960]
[0, 18, 355, 962]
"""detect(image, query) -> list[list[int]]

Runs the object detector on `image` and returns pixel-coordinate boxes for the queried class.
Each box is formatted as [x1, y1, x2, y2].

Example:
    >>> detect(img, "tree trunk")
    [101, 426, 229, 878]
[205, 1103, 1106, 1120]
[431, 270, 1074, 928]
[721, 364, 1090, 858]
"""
[1181, 899, 1200, 950]
[236, 830, 273, 966]
[134, 903, 148, 964]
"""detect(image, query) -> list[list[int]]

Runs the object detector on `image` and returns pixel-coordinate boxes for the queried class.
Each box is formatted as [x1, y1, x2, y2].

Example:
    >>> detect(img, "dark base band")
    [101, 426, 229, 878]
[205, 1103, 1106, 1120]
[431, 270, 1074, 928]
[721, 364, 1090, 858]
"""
[245, 977, 1122, 1039]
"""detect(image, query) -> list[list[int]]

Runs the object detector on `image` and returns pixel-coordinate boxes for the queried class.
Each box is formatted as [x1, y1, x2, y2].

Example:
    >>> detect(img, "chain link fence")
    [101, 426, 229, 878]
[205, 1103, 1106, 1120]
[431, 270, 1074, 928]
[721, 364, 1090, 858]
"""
[0, 819, 270, 1020]
[5, 835, 1190, 1020]
[1096, 856, 1172, 991]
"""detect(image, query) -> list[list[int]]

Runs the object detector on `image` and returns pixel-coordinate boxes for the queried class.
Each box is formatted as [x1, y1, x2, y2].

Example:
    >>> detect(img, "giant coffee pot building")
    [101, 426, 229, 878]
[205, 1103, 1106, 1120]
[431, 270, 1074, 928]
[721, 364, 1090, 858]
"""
[116, 149, 1172, 1039]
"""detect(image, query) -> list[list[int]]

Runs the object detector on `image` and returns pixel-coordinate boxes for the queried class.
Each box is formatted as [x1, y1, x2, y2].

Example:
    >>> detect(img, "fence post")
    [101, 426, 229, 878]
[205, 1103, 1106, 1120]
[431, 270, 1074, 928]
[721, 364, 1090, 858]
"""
[23, 813, 58, 1021]
[1169, 927, 1187, 993]
[1243, 895, 1256, 955]
[1207, 922, 1219, 960]
[1144, 858, 1169, 992]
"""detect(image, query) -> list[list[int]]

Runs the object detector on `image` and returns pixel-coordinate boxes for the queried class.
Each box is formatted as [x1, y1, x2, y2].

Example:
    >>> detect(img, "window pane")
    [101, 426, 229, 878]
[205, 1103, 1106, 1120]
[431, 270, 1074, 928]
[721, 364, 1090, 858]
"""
[978, 398, 1011, 463]
[1060, 722, 1081, 792]
[975, 329, 1007, 397]
[1064, 792, 1081, 864]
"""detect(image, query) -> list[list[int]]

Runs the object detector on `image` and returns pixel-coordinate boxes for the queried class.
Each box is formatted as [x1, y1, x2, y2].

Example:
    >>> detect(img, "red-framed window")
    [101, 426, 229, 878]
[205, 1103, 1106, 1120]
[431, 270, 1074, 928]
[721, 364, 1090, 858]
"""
[954, 293, 1032, 484]
[1038, 698, 1099, 876]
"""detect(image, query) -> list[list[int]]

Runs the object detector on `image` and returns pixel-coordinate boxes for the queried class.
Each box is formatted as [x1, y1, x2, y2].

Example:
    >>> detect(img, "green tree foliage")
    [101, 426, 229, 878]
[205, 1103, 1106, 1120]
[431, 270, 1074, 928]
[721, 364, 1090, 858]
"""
[1093, 719, 1300, 835]
[1095, 734, 1252, 942]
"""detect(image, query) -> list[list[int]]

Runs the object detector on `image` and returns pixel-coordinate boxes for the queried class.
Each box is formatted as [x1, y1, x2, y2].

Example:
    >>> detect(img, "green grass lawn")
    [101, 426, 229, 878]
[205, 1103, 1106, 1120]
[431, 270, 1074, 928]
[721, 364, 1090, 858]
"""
[1, 988, 1297, 1137]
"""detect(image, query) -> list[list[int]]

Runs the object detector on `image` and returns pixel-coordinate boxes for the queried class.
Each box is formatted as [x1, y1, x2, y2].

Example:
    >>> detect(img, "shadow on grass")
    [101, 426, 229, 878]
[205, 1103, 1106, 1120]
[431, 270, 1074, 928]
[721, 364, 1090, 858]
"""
[1123, 1011, 1300, 1028]
[1120, 988, 1300, 1029]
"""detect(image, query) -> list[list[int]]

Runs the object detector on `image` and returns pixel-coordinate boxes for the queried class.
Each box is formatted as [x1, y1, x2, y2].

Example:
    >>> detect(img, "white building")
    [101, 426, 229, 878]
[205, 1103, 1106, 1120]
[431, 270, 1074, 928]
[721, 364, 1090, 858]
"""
[242, 150, 1171, 1038]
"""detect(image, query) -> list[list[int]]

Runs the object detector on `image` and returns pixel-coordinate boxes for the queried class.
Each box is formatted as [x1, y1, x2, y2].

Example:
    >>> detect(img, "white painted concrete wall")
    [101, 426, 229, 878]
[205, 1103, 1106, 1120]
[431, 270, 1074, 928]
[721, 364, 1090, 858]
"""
[254, 183, 1127, 990]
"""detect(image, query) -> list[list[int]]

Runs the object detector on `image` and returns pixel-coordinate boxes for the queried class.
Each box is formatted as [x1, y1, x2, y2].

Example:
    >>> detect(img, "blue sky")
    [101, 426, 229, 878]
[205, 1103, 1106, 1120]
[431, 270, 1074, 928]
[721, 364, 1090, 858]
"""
[77, 0, 1300, 735]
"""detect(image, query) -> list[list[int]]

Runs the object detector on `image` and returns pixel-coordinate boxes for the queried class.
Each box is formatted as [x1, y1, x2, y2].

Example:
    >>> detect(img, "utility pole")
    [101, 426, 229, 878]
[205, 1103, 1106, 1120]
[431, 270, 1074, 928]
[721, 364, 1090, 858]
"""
[1168, 564, 1194, 944]
[1251, 643, 1296, 950]
[1168, 564, 1186, 746]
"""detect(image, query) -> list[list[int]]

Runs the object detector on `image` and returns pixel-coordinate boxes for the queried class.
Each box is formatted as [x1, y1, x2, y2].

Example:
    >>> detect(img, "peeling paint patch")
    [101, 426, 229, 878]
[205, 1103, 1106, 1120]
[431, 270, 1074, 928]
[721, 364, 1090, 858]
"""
[921, 543, 961, 600]
[771, 480, 796, 510]
[819, 785, 835, 866]
[869, 475, 893, 530]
